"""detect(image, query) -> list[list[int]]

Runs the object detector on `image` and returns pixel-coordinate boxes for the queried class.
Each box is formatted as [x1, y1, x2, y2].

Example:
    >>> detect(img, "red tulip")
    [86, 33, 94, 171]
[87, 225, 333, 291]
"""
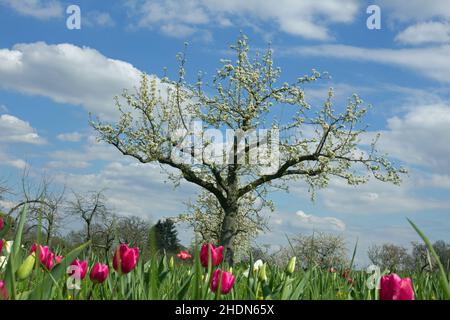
[113, 244, 139, 274]
[380, 273, 415, 300]
[177, 250, 192, 260]
[90, 262, 109, 284]
[0, 280, 7, 300]
[200, 244, 223, 267]
[69, 259, 88, 280]
[210, 269, 235, 294]
[0, 217, 4, 231]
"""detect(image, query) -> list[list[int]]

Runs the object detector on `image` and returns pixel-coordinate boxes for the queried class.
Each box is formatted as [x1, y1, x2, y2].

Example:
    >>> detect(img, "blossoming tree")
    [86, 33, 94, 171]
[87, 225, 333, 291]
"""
[92, 36, 405, 265]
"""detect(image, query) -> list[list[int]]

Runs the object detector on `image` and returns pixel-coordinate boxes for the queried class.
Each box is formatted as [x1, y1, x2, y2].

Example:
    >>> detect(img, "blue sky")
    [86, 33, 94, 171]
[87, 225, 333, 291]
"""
[1, 0, 450, 266]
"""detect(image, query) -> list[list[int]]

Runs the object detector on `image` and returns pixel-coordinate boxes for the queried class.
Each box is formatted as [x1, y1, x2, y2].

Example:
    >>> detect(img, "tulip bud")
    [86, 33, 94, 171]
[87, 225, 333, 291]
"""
[286, 257, 296, 275]
[258, 263, 267, 282]
[169, 256, 174, 271]
[16, 253, 36, 280]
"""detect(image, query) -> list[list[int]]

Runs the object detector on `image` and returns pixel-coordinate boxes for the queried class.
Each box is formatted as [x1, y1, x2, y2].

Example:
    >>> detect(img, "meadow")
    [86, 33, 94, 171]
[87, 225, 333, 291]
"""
[0, 208, 449, 300]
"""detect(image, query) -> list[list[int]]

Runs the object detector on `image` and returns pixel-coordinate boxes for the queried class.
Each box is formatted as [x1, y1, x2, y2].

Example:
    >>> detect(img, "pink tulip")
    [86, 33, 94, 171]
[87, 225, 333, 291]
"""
[55, 255, 63, 264]
[0, 217, 4, 231]
[113, 244, 139, 274]
[31, 244, 55, 271]
[69, 259, 88, 280]
[0, 280, 7, 300]
[210, 269, 235, 294]
[200, 244, 223, 267]
[90, 262, 109, 284]
[177, 250, 192, 260]
[0, 239, 4, 256]
[380, 273, 415, 300]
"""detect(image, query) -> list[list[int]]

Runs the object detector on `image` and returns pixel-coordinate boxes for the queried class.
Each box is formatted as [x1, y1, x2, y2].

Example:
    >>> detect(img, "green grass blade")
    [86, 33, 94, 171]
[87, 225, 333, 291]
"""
[407, 218, 450, 299]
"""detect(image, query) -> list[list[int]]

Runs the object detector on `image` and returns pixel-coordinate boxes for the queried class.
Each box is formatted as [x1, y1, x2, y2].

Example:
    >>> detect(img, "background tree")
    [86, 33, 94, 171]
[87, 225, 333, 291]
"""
[153, 219, 180, 254]
[175, 190, 270, 260]
[367, 243, 412, 272]
[293, 232, 348, 269]
[67, 190, 108, 243]
[411, 240, 450, 272]
[92, 35, 406, 264]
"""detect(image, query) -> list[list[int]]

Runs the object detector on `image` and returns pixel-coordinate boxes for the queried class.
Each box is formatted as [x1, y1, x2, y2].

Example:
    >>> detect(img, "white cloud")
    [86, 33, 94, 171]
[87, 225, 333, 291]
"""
[374, 104, 450, 174]
[294, 44, 450, 83]
[84, 12, 116, 28]
[294, 210, 346, 231]
[0, 151, 27, 169]
[0, 0, 63, 20]
[57, 132, 83, 142]
[0, 114, 45, 145]
[47, 135, 122, 169]
[126, 0, 360, 40]
[0, 42, 144, 119]
[395, 21, 450, 45]
[56, 161, 197, 219]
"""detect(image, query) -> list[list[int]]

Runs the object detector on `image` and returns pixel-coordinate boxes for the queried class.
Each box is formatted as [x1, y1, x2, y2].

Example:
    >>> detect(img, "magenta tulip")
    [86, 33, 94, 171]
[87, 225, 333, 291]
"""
[210, 269, 235, 294]
[113, 244, 139, 274]
[69, 259, 88, 280]
[31, 244, 55, 271]
[200, 244, 223, 267]
[0, 217, 4, 231]
[380, 273, 415, 300]
[0, 239, 4, 255]
[0, 280, 7, 300]
[90, 262, 109, 284]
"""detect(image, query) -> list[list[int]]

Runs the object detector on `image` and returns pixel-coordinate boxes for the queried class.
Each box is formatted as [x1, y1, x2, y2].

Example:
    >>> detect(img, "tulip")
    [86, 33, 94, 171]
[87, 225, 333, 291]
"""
[286, 256, 296, 275]
[258, 263, 268, 282]
[177, 250, 192, 260]
[0, 280, 7, 300]
[16, 253, 36, 280]
[31, 244, 55, 271]
[0, 239, 3, 256]
[380, 273, 415, 300]
[90, 262, 109, 284]
[113, 244, 139, 274]
[0, 217, 4, 231]
[210, 269, 235, 295]
[55, 255, 63, 264]
[200, 244, 223, 267]
[69, 259, 88, 280]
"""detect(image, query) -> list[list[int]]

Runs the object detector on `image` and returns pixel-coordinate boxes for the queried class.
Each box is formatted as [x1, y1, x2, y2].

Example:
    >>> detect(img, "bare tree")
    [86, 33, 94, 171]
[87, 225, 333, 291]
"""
[92, 36, 406, 264]
[67, 190, 108, 243]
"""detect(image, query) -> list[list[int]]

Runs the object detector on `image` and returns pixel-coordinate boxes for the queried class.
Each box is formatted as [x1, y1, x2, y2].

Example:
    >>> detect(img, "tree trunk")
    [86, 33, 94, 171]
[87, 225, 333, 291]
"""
[219, 201, 239, 265]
